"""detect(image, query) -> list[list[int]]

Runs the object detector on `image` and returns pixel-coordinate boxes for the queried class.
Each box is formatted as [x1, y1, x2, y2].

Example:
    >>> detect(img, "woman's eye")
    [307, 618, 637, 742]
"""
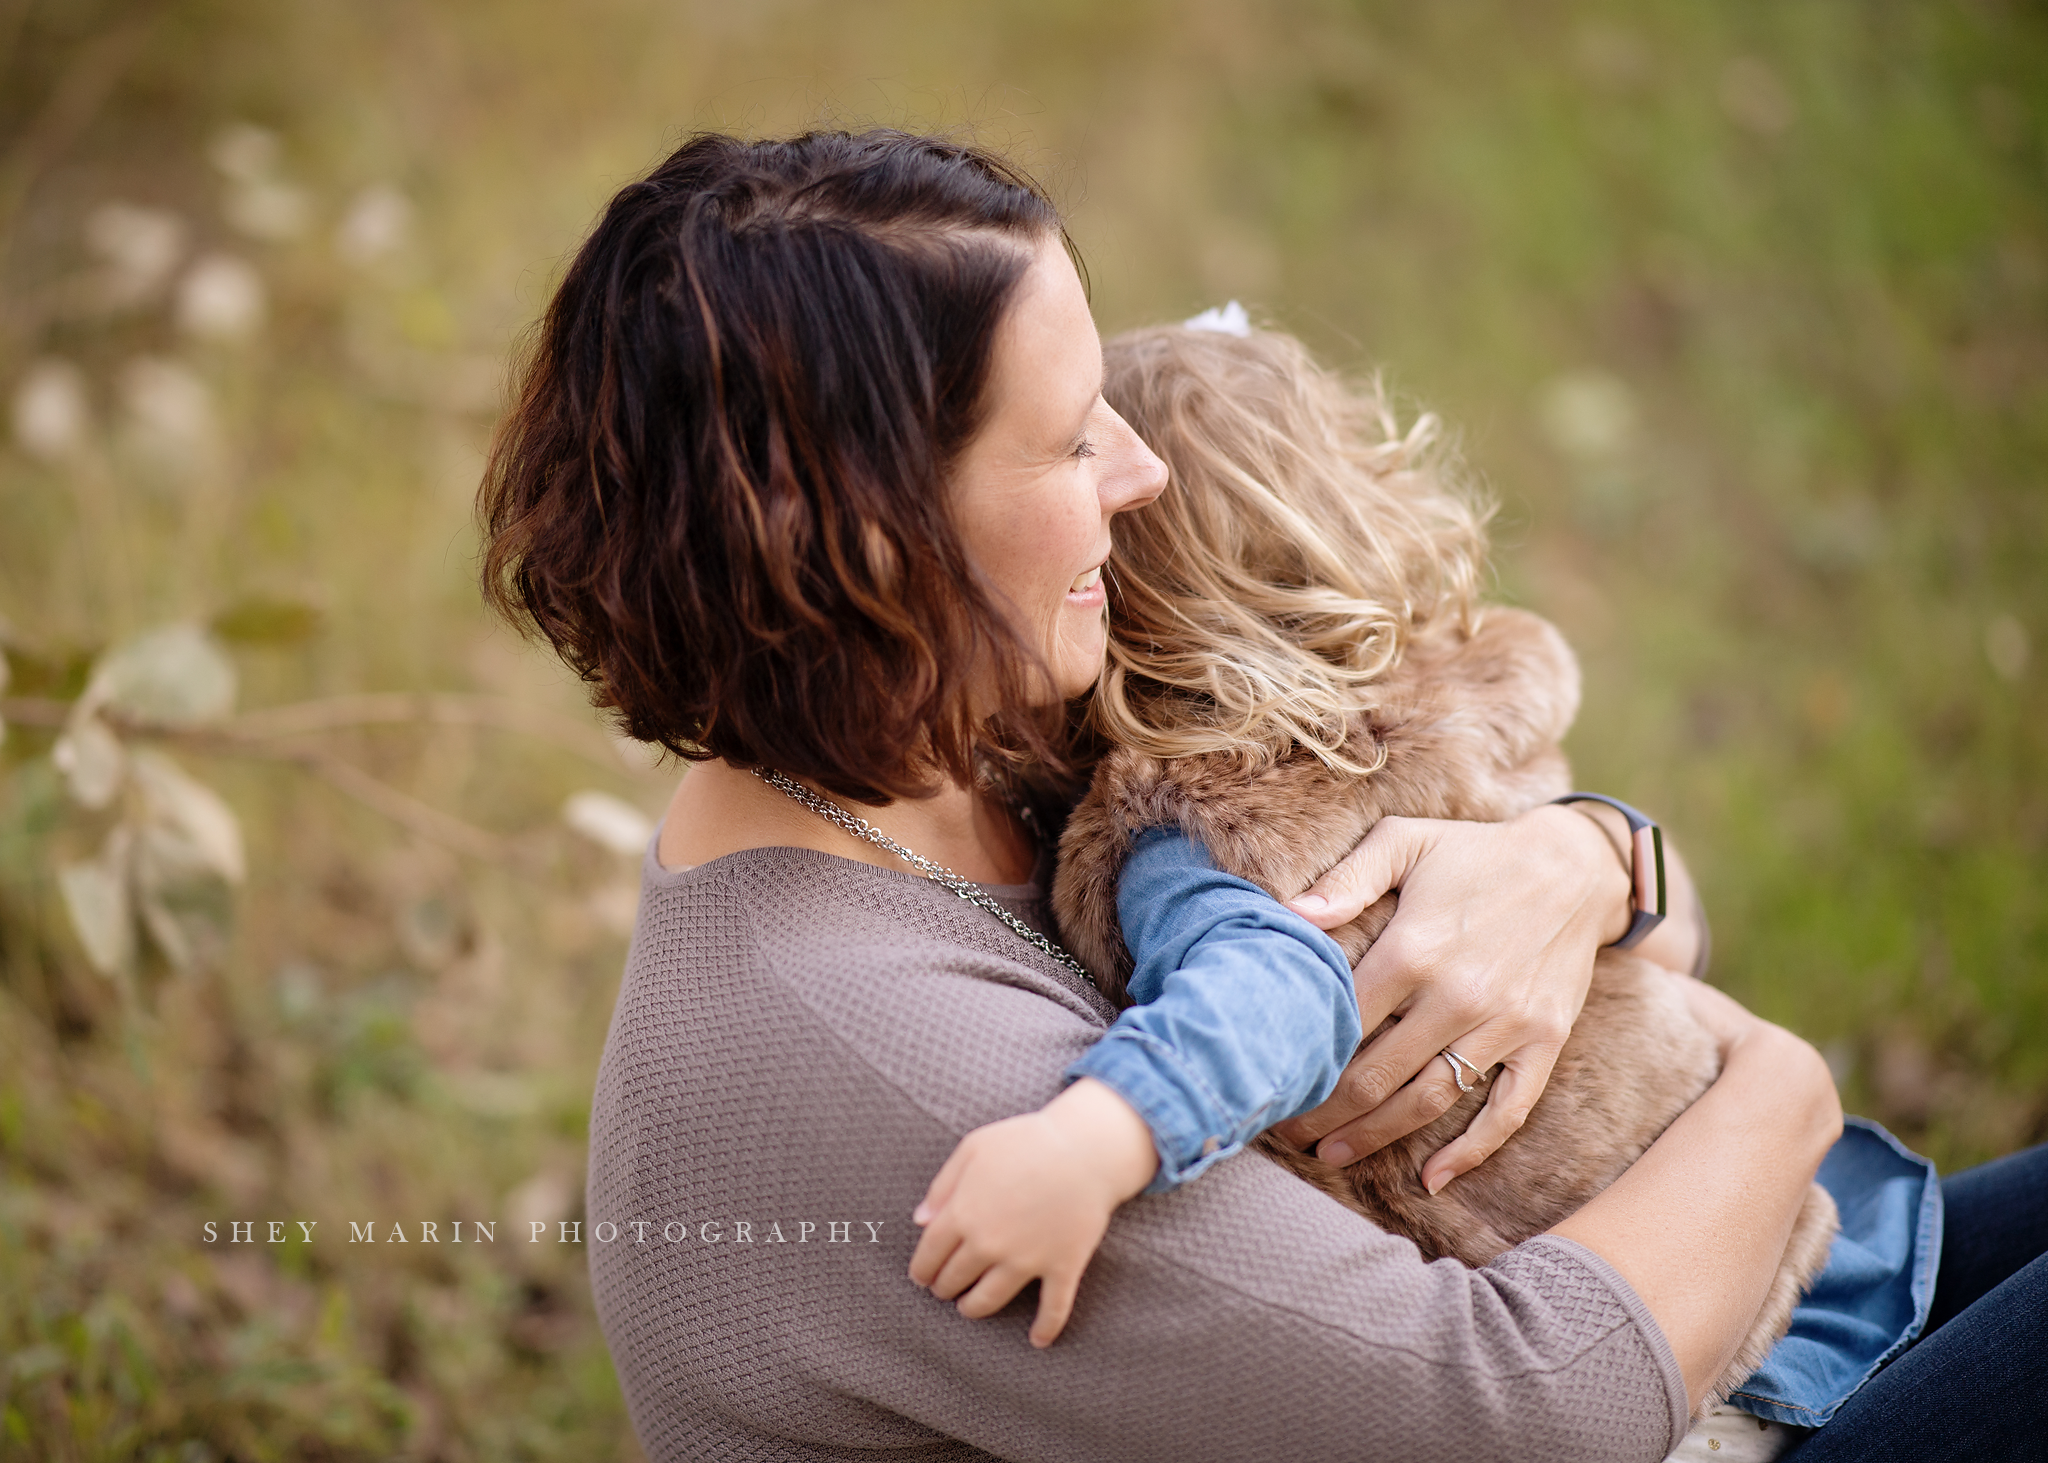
[1073, 438, 1096, 459]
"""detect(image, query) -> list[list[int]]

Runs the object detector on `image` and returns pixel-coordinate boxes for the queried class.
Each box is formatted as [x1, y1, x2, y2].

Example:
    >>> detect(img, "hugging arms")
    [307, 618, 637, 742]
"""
[909, 694, 1836, 1418]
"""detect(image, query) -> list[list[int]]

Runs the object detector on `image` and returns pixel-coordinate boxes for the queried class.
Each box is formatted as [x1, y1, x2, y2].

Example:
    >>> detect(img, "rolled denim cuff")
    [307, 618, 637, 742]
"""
[1067, 1027, 1272, 1194]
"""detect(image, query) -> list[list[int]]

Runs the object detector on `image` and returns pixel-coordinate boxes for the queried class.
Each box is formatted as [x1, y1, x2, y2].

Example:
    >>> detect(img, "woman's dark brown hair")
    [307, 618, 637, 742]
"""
[479, 130, 1070, 803]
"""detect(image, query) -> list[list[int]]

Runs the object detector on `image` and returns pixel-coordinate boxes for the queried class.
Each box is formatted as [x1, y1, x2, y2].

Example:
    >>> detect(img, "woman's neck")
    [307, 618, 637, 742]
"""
[656, 757, 1038, 885]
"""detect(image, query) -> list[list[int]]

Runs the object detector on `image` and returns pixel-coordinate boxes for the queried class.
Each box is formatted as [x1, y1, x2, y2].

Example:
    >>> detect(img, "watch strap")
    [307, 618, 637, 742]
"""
[1551, 793, 1667, 950]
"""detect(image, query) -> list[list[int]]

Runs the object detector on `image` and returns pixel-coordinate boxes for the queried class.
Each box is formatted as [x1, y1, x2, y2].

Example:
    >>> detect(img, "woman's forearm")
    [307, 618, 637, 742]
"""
[1548, 1015, 1842, 1411]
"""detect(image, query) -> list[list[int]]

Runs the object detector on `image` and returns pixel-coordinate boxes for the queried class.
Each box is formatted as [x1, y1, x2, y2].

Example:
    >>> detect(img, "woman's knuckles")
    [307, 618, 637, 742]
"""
[1418, 1080, 1460, 1118]
[1339, 1068, 1398, 1112]
[1438, 978, 1491, 1029]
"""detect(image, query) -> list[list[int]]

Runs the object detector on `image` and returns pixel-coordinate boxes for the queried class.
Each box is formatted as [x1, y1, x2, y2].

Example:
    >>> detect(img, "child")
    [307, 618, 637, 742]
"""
[907, 317, 1937, 1450]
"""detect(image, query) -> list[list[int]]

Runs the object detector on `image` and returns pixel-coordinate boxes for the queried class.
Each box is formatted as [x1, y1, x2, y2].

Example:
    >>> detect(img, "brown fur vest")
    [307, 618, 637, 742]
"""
[1053, 607, 1836, 1411]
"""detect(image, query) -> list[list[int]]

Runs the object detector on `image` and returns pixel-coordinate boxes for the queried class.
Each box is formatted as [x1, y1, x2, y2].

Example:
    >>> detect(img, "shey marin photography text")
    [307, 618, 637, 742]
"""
[200, 1218, 892, 1246]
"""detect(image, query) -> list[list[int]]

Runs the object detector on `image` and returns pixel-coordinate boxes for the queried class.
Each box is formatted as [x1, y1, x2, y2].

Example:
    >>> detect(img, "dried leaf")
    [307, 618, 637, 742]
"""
[52, 711, 127, 808]
[130, 748, 245, 883]
[87, 623, 237, 727]
[562, 790, 653, 857]
[58, 828, 135, 977]
[133, 824, 235, 973]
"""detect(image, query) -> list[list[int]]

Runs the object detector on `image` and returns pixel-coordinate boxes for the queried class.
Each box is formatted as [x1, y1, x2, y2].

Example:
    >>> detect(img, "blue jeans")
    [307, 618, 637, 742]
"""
[1784, 1141, 2048, 1460]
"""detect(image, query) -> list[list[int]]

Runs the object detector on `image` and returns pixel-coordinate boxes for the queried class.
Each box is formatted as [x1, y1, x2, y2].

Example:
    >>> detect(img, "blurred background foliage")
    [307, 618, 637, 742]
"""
[0, 0, 2042, 1457]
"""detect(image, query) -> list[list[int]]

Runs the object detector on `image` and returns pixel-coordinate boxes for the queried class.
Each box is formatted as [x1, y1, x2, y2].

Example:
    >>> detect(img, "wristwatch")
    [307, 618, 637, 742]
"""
[1551, 793, 1666, 950]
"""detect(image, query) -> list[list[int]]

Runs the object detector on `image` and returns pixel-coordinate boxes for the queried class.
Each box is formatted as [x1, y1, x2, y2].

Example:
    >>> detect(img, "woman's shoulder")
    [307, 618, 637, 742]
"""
[608, 843, 1115, 1124]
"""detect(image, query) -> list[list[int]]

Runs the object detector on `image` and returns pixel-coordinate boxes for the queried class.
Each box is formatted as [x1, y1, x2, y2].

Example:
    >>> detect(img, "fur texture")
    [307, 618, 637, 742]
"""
[1053, 606, 1837, 1413]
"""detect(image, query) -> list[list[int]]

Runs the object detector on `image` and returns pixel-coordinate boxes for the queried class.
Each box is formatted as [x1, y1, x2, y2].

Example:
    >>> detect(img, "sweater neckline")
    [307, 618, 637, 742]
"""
[642, 828, 1049, 904]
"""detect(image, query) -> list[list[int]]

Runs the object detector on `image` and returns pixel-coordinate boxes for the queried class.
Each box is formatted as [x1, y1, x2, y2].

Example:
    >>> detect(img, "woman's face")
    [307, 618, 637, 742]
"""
[950, 234, 1168, 701]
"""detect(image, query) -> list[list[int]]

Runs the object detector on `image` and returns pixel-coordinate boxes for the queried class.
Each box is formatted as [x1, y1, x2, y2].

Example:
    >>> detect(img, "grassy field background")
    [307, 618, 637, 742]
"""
[2, 1, 2043, 1457]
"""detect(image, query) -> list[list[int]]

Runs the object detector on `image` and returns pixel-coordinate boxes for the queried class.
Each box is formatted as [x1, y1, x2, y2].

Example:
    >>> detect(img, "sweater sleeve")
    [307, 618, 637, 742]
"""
[587, 849, 1690, 1463]
[1065, 826, 1362, 1192]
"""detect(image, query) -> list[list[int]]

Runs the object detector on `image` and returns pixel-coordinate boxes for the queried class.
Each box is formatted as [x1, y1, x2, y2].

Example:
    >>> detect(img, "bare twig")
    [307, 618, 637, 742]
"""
[276, 748, 511, 862]
[0, 691, 639, 776]
[0, 691, 627, 866]
[223, 692, 630, 771]
[0, 7, 160, 261]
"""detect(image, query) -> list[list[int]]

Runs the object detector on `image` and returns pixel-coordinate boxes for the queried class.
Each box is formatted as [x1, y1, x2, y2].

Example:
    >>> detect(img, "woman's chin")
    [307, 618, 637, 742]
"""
[1052, 648, 1109, 702]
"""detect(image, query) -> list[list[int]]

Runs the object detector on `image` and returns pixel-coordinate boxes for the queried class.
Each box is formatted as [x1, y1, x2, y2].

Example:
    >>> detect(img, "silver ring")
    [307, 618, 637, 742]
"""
[1440, 1048, 1484, 1093]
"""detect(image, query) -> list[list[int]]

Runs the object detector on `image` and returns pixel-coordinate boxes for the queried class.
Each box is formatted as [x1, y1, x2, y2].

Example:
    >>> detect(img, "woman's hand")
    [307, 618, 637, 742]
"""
[1268, 805, 1633, 1194]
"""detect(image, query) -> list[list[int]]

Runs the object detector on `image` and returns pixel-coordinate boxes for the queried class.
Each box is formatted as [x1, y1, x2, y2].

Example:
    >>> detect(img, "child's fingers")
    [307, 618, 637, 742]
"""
[907, 1218, 959, 1288]
[913, 1139, 975, 1227]
[1027, 1268, 1082, 1349]
[926, 1237, 996, 1302]
[954, 1262, 1029, 1321]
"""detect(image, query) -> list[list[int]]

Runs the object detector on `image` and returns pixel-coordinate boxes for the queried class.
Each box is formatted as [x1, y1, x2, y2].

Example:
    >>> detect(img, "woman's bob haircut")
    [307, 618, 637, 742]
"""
[480, 129, 1074, 803]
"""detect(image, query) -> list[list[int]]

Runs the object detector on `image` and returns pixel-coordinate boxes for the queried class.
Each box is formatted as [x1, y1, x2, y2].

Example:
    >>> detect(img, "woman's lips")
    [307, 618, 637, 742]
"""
[1066, 566, 1105, 608]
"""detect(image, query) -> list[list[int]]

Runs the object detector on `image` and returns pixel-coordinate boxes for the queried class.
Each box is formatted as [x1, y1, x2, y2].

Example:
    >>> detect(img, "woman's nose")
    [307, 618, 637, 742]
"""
[1103, 417, 1168, 514]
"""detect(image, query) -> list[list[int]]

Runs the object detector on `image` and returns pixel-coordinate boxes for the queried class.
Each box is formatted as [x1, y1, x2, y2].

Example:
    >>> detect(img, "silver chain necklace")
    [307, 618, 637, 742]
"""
[753, 767, 1092, 981]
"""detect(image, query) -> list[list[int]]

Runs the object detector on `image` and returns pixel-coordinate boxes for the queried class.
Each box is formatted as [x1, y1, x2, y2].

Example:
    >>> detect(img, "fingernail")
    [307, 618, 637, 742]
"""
[1288, 895, 1329, 915]
[1319, 1140, 1353, 1166]
[912, 1203, 931, 1225]
[1425, 1172, 1448, 1196]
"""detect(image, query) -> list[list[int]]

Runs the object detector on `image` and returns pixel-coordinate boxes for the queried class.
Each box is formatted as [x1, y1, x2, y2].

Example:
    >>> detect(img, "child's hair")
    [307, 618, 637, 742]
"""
[1094, 323, 1490, 774]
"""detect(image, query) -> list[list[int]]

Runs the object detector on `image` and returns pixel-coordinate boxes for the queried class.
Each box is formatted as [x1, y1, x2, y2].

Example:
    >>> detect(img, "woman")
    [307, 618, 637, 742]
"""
[478, 130, 2037, 1461]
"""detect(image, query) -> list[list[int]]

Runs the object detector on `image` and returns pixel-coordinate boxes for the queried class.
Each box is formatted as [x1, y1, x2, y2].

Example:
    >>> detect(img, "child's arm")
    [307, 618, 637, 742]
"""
[907, 1075, 1156, 1348]
[908, 826, 1360, 1345]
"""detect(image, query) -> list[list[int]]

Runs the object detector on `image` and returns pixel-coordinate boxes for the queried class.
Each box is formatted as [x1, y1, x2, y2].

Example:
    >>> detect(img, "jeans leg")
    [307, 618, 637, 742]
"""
[1927, 1140, 2048, 1332]
[1784, 1251, 2048, 1461]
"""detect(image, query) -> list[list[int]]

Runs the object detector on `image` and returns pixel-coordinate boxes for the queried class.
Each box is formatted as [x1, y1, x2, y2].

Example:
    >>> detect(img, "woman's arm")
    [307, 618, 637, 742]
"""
[1550, 973, 1843, 1411]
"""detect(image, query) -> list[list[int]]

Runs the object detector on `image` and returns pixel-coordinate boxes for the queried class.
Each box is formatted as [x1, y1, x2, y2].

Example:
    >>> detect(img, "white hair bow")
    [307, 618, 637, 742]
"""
[1183, 300, 1251, 337]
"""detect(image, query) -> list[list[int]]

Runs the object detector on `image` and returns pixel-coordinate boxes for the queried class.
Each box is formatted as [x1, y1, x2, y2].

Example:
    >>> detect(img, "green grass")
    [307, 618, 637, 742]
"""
[2, 0, 2044, 1456]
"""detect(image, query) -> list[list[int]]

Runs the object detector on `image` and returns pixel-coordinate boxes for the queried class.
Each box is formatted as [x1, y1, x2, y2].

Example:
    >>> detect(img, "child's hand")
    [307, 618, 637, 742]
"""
[908, 1077, 1157, 1348]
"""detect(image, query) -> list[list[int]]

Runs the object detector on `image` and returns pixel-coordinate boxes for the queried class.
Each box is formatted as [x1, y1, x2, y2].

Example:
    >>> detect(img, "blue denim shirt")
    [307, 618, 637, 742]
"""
[1068, 826, 1941, 1425]
[1063, 826, 1361, 1194]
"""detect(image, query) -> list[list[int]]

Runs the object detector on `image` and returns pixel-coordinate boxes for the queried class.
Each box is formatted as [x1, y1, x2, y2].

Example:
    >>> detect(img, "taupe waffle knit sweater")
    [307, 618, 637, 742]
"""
[586, 844, 1689, 1462]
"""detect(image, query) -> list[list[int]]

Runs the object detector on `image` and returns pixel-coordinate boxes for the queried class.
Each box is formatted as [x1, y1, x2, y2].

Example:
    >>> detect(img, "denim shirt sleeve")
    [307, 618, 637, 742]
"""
[1064, 826, 1362, 1194]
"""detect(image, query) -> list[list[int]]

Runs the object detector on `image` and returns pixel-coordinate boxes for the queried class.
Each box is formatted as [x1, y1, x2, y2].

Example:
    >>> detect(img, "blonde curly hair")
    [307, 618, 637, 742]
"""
[1093, 323, 1491, 775]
